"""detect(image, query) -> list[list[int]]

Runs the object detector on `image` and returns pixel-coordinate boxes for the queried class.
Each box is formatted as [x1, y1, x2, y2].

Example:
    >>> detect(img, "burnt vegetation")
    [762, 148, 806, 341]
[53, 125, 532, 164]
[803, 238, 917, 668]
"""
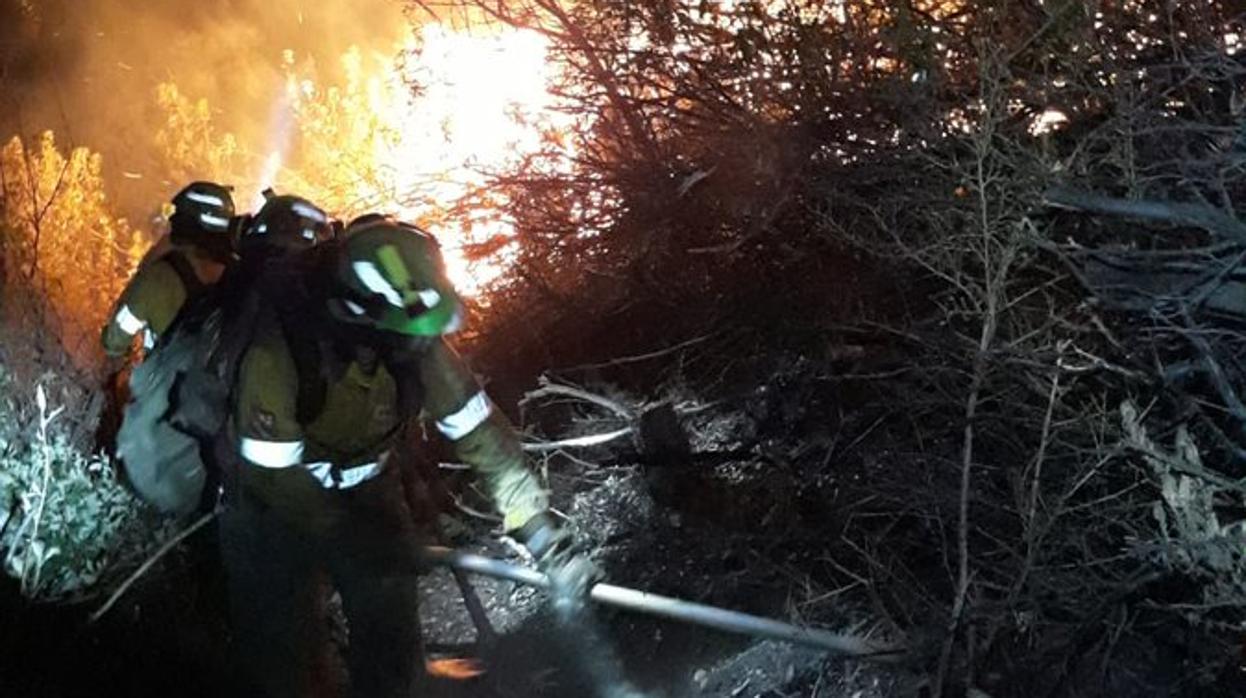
[435, 1, 1246, 695]
[3, 1, 1246, 696]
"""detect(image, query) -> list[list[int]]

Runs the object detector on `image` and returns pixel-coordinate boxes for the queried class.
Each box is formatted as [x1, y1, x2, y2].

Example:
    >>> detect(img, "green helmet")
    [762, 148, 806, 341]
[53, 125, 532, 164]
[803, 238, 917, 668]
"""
[239, 192, 334, 255]
[170, 181, 235, 243]
[331, 215, 463, 337]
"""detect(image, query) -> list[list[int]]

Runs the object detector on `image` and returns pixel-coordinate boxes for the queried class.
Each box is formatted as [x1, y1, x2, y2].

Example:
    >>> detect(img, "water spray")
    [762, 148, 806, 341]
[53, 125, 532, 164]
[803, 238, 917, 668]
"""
[252, 70, 299, 209]
[254, 152, 285, 208]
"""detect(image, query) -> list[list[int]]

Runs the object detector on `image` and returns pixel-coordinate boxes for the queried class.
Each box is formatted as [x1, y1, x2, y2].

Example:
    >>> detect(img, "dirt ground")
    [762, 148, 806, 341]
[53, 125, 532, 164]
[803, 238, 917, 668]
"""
[411, 468, 904, 698]
[6, 328, 1229, 697]
[0, 450, 904, 698]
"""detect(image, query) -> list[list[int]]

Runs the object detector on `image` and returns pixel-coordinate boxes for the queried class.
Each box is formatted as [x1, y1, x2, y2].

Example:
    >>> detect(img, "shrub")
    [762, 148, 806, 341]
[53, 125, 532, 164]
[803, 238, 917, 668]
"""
[1124, 400, 1246, 635]
[0, 364, 164, 603]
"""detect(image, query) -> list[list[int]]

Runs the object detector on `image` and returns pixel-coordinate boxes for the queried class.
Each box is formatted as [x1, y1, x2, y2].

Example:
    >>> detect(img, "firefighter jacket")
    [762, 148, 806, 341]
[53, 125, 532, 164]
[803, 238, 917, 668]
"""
[232, 308, 548, 536]
[101, 241, 228, 357]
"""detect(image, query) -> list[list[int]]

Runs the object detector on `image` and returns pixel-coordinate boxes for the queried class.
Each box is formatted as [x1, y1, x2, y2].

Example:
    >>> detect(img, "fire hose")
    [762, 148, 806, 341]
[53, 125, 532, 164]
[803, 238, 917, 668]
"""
[420, 546, 902, 659]
[89, 525, 898, 660]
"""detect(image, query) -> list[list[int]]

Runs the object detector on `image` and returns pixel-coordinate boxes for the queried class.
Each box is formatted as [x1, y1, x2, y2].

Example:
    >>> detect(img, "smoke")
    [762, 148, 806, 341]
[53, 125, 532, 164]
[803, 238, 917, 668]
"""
[551, 598, 655, 698]
[0, 0, 410, 221]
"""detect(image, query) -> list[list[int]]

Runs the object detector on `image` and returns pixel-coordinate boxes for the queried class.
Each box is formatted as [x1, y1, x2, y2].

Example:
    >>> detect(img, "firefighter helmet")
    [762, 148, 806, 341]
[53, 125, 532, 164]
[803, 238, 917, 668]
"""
[240, 192, 334, 254]
[330, 215, 463, 337]
[170, 181, 236, 242]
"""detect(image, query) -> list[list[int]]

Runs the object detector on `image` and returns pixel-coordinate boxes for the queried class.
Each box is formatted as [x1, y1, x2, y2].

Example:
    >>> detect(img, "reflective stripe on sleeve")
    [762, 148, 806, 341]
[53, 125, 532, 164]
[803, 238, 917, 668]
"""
[436, 391, 492, 441]
[115, 304, 147, 336]
[240, 437, 305, 468]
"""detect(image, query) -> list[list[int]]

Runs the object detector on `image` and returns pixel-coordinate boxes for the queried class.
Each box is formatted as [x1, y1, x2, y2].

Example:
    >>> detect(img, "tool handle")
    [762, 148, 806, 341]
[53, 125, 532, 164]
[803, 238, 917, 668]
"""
[420, 546, 901, 658]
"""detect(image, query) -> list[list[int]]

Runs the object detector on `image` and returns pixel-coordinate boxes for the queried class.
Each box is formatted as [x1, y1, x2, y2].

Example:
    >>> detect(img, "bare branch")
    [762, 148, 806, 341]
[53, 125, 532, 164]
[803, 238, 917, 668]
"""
[1045, 186, 1246, 245]
[522, 378, 634, 419]
[90, 511, 217, 623]
[522, 426, 633, 452]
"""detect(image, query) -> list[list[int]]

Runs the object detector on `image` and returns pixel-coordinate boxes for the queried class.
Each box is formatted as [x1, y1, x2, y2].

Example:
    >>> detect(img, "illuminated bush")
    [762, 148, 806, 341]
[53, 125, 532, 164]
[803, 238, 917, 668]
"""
[153, 82, 241, 186]
[0, 366, 161, 602]
[1123, 401, 1246, 629]
[0, 131, 139, 372]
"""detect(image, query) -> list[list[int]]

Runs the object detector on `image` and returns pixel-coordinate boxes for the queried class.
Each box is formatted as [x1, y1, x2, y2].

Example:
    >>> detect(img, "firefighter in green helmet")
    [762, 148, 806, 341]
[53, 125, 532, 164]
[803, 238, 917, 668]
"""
[325, 214, 587, 548]
[101, 181, 237, 357]
[221, 205, 596, 697]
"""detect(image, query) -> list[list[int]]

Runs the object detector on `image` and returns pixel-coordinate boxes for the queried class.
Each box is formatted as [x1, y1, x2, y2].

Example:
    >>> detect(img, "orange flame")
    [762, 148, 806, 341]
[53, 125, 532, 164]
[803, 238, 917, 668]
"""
[425, 656, 487, 680]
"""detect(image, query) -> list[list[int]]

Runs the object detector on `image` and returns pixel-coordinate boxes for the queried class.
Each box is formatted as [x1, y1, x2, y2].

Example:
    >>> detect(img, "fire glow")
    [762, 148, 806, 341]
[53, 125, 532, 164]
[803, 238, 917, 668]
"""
[265, 22, 567, 295]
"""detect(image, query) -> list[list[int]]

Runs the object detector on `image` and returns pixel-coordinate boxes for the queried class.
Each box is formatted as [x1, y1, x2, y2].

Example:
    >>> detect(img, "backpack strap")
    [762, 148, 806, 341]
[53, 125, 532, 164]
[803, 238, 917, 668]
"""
[284, 314, 330, 426]
[162, 249, 206, 299]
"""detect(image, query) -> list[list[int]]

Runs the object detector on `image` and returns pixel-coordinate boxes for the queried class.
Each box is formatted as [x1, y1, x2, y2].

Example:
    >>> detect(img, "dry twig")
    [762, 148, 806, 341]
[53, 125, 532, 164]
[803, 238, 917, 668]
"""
[89, 510, 217, 623]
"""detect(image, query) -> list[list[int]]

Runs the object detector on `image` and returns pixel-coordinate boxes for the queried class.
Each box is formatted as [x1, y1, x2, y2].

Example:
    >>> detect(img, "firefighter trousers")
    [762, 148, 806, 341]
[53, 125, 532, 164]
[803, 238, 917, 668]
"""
[218, 466, 423, 698]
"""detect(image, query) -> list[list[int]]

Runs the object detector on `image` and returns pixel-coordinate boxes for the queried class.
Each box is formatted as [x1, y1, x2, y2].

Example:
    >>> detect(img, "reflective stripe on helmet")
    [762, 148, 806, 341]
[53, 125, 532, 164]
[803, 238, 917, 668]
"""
[352, 261, 405, 307]
[199, 212, 231, 229]
[240, 437, 305, 468]
[436, 391, 492, 441]
[291, 201, 328, 223]
[185, 191, 227, 208]
[418, 288, 442, 306]
[444, 306, 464, 334]
[115, 304, 147, 336]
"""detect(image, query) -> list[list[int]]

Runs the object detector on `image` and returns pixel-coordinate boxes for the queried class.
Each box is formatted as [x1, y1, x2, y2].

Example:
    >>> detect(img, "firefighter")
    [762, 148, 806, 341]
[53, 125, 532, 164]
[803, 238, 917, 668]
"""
[325, 214, 593, 589]
[101, 181, 237, 357]
[324, 214, 590, 541]
[221, 203, 596, 697]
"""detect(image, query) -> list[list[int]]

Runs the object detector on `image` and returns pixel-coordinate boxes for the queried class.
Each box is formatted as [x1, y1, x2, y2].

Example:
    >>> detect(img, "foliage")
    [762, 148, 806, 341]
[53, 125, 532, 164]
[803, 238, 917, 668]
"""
[153, 82, 242, 186]
[0, 0, 1242, 690]
[147, 48, 430, 220]
[0, 364, 162, 602]
[0, 130, 139, 371]
[278, 47, 407, 219]
[417, 1, 1246, 694]
[1123, 400, 1246, 634]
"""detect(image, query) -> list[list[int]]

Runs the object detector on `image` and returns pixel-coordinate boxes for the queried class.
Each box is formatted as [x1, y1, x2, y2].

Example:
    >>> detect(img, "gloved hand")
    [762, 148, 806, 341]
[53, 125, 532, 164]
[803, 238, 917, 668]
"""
[515, 512, 602, 605]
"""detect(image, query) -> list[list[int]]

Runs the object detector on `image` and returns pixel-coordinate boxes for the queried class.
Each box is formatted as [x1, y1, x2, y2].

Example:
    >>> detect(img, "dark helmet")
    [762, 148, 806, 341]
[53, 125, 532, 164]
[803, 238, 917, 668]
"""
[239, 192, 334, 255]
[169, 181, 235, 243]
[346, 212, 389, 229]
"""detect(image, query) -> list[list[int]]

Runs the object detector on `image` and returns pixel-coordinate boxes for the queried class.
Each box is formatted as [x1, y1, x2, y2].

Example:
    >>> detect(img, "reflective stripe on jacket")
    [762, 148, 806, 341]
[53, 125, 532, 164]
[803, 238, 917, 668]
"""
[233, 311, 547, 533]
[102, 245, 226, 357]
